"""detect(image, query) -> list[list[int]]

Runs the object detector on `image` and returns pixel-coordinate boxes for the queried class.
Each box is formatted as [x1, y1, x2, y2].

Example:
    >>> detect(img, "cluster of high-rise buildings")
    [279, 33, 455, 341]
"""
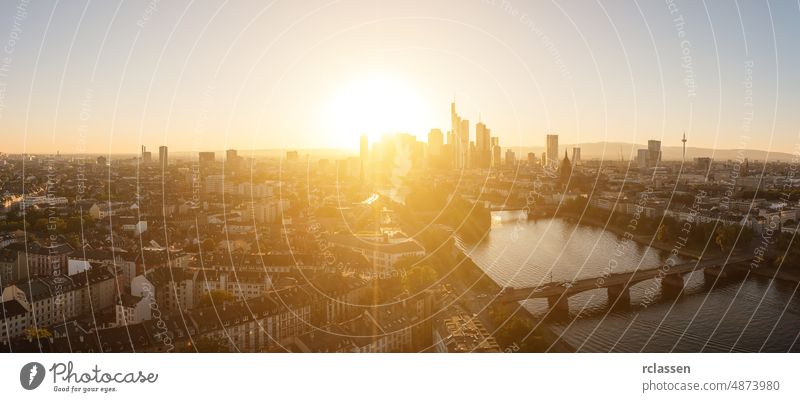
[445, 102, 498, 169]
[446, 102, 502, 169]
[418, 101, 503, 170]
[140, 146, 246, 169]
[140, 145, 169, 169]
[637, 140, 662, 170]
[358, 101, 579, 174]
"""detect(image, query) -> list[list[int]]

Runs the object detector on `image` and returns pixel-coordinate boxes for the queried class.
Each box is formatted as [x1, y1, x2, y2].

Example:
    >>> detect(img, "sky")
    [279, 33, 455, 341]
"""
[0, 0, 799, 155]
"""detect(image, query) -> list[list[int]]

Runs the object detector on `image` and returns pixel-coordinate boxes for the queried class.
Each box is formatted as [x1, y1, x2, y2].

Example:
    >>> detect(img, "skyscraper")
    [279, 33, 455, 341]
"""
[546, 134, 559, 167]
[505, 149, 516, 167]
[428, 129, 443, 157]
[637, 149, 649, 169]
[476, 121, 490, 168]
[572, 147, 581, 166]
[491, 137, 501, 168]
[451, 101, 469, 169]
[647, 140, 662, 167]
[159, 146, 168, 169]
[460, 118, 470, 167]
[141, 145, 152, 162]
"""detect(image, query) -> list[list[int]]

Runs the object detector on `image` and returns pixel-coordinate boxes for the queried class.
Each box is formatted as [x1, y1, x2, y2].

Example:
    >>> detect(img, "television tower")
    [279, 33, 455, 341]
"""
[681, 131, 687, 162]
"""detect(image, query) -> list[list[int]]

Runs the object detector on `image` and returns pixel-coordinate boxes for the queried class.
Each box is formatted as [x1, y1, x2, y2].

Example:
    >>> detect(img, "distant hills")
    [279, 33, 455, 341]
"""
[8, 142, 795, 163]
[510, 142, 796, 163]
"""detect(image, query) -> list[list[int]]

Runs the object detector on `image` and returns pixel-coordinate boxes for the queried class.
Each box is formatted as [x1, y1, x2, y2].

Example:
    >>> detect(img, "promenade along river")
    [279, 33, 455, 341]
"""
[457, 211, 800, 352]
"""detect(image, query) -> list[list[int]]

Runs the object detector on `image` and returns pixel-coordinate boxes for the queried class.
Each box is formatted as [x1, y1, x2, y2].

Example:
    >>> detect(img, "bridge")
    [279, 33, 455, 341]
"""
[498, 254, 751, 315]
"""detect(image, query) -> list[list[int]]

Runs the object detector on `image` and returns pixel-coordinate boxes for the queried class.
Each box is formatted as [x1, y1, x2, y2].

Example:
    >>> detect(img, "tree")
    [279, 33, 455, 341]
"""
[490, 310, 548, 352]
[25, 327, 53, 340]
[656, 224, 666, 241]
[197, 290, 234, 307]
[715, 225, 739, 252]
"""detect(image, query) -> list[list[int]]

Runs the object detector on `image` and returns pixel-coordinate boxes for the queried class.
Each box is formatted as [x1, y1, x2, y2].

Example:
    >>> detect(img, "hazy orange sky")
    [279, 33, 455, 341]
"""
[1, 0, 798, 154]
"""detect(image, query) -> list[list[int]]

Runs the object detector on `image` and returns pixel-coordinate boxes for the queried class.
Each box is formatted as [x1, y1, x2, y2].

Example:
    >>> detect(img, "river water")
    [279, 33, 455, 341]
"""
[458, 211, 800, 352]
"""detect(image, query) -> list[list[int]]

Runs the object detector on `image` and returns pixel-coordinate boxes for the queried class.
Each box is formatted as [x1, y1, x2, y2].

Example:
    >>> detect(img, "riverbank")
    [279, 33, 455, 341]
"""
[733, 262, 800, 283]
[556, 211, 800, 285]
[555, 211, 705, 259]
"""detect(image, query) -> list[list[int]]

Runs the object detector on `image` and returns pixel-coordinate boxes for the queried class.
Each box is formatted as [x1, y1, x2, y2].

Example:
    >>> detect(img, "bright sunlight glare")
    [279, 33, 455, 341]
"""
[326, 73, 433, 143]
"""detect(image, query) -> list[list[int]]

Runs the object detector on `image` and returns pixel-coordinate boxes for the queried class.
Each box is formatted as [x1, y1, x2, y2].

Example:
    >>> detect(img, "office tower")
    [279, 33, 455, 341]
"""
[505, 149, 516, 167]
[572, 147, 581, 166]
[159, 145, 168, 168]
[527, 152, 536, 166]
[460, 118, 470, 168]
[286, 151, 299, 162]
[225, 149, 241, 169]
[546, 134, 559, 167]
[141, 145, 152, 162]
[470, 142, 478, 168]
[451, 101, 469, 169]
[490, 137, 501, 167]
[647, 140, 661, 167]
[637, 149, 649, 169]
[541, 152, 547, 167]
[428, 129, 443, 157]
[476, 121, 491, 168]
[199, 152, 215, 165]
[451, 102, 460, 167]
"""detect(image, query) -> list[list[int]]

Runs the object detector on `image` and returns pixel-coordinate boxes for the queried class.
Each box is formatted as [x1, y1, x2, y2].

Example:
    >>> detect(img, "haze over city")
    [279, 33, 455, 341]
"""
[2, 0, 800, 370]
[2, 0, 800, 154]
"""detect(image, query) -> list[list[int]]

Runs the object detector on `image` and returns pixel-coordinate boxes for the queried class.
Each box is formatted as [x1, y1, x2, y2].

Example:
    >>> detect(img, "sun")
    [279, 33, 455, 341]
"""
[326, 73, 431, 144]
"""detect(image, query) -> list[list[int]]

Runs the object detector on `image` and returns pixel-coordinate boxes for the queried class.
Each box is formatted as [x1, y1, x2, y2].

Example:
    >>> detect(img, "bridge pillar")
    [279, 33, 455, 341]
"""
[546, 294, 570, 317]
[661, 273, 684, 295]
[606, 284, 631, 309]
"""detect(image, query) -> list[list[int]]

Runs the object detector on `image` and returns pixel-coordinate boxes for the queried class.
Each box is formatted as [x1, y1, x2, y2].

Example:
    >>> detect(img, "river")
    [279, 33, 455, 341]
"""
[458, 211, 800, 352]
